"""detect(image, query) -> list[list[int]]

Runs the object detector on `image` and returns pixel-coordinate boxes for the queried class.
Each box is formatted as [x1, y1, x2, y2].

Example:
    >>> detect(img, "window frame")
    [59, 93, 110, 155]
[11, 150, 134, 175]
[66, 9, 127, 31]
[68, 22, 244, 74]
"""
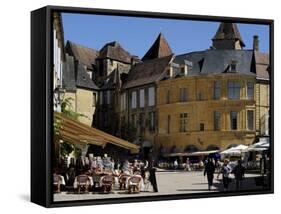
[200, 123, 205, 131]
[167, 115, 171, 134]
[180, 88, 188, 102]
[214, 81, 221, 100]
[131, 91, 137, 109]
[148, 87, 155, 106]
[228, 80, 241, 100]
[179, 113, 188, 132]
[139, 89, 145, 108]
[214, 111, 221, 131]
[247, 110, 254, 131]
[230, 111, 238, 130]
[247, 81, 254, 100]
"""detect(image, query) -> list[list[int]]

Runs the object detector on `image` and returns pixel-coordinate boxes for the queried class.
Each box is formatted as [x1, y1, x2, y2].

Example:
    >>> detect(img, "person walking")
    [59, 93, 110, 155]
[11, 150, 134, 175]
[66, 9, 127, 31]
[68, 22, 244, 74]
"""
[147, 150, 158, 192]
[204, 158, 216, 190]
[232, 159, 245, 190]
[149, 164, 158, 192]
[217, 159, 231, 191]
[185, 158, 191, 171]
[174, 159, 178, 170]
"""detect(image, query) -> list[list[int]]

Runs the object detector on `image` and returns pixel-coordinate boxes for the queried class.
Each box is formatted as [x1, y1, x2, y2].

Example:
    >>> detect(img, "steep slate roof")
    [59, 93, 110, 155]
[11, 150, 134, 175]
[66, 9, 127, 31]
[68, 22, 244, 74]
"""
[123, 55, 174, 89]
[63, 54, 99, 91]
[142, 33, 173, 61]
[174, 50, 255, 76]
[254, 51, 270, 80]
[173, 49, 269, 80]
[76, 63, 99, 90]
[212, 22, 245, 47]
[65, 41, 99, 69]
[97, 41, 132, 64]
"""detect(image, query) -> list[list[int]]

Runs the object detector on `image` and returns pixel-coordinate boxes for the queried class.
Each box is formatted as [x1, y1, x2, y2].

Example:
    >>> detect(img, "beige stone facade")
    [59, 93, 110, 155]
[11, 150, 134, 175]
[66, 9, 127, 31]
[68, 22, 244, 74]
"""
[155, 73, 269, 153]
[65, 89, 97, 126]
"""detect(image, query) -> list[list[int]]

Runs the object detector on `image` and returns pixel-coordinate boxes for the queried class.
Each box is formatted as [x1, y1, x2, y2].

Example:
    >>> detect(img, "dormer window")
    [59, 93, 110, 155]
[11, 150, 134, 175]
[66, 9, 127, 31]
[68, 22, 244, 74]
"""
[183, 60, 192, 76]
[169, 63, 180, 78]
[180, 65, 187, 76]
[230, 60, 238, 72]
[167, 67, 172, 77]
[167, 66, 175, 78]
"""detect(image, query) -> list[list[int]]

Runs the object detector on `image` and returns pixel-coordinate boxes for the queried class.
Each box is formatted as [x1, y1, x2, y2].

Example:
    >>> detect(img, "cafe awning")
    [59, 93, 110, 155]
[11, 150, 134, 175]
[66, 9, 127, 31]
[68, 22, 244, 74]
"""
[163, 150, 220, 157]
[54, 112, 139, 154]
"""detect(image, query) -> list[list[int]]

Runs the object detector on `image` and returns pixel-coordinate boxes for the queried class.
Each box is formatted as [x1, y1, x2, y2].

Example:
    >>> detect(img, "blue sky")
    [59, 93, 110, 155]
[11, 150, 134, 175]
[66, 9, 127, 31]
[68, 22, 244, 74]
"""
[62, 13, 269, 57]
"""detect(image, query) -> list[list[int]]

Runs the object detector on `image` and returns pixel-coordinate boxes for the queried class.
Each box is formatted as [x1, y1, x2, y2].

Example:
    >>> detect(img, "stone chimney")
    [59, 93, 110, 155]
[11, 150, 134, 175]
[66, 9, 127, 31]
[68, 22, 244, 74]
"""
[253, 35, 259, 51]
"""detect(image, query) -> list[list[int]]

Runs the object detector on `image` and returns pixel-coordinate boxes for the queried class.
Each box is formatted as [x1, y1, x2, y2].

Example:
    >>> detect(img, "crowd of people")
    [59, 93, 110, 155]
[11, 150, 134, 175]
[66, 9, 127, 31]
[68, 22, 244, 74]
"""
[204, 158, 245, 191]
[159, 156, 248, 192]
[53, 153, 253, 195]
[53, 154, 158, 194]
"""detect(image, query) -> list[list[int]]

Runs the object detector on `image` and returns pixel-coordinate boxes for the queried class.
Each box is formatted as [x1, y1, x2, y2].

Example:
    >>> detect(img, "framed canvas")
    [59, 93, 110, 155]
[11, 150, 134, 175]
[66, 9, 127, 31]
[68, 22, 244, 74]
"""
[31, 5, 274, 207]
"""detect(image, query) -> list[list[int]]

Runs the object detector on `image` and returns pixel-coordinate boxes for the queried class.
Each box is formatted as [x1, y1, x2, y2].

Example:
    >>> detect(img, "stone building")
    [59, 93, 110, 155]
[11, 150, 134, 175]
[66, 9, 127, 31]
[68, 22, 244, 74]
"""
[59, 22, 270, 158]
[94, 41, 140, 135]
[155, 23, 270, 155]
[121, 33, 174, 152]
[64, 41, 100, 126]
[65, 41, 99, 80]
[62, 52, 99, 126]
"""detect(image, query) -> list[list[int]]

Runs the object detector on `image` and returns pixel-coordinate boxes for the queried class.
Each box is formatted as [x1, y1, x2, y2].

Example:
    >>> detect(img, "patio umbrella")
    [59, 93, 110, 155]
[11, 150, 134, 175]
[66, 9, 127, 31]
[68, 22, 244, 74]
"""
[220, 144, 248, 156]
[247, 139, 270, 151]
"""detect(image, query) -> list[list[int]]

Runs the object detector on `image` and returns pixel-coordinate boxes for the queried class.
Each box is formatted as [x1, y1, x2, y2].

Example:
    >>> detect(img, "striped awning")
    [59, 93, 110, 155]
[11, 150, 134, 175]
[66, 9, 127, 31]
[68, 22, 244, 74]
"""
[54, 112, 139, 154]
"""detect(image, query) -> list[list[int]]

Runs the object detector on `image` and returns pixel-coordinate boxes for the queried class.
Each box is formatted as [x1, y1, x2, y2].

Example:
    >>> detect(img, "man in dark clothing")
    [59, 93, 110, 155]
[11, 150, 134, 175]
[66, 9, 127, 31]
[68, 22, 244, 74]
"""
[204, 158, 216, 190]
[146, 151, 158, 192]
[233, 160, 245, 190]
[149, 167, 158, 192]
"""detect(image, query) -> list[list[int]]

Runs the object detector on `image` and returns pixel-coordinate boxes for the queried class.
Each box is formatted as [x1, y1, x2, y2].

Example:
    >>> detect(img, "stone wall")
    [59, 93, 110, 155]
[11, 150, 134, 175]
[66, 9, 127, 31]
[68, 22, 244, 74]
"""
[64, 89, 97, 126]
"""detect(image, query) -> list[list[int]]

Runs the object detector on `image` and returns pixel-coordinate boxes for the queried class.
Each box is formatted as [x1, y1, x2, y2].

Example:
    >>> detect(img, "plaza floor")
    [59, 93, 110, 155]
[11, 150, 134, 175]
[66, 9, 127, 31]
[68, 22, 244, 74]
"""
[54, 170, 264, 202]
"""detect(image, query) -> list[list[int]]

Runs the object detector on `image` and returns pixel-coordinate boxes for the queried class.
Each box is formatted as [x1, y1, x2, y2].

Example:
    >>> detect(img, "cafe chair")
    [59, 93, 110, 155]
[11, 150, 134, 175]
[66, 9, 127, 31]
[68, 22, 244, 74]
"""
[77, 174, 90, 194]
[119, 174, 130, 190]
[101, 175, 114, 193]
[53, 174, 62, 193]
[128, 176, 141, 193]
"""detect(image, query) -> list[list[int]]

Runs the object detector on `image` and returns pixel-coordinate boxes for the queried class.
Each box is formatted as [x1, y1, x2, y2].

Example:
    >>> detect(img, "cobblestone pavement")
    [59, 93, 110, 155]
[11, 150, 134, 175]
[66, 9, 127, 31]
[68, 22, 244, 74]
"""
[54, 170, 264, 202]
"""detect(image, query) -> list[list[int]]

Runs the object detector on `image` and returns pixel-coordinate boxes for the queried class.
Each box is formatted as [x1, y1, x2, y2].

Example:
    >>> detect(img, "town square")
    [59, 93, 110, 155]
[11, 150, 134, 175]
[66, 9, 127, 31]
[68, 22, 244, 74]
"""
[52, 11, 271, 201]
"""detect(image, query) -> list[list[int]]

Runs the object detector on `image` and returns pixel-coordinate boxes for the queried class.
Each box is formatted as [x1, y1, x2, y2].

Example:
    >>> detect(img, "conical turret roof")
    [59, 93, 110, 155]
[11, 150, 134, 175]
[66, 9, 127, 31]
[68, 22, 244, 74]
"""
[212, 22, 245, 47]
[142, 33, 173, 61]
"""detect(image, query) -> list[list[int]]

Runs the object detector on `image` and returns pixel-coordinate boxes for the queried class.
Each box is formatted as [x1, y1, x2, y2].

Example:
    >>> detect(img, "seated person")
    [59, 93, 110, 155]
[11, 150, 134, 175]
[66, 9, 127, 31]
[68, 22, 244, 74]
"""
[122, 160, 132, 175]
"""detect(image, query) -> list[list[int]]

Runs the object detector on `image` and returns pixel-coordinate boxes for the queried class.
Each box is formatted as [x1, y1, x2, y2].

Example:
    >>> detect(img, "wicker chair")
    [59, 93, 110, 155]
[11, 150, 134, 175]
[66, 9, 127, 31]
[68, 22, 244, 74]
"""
[128, 176, 142, 193]
[77, 174, 90, 193]
[119, 174, 130, 190]
[53, 174, 62, 193]
[101, 175, 113, 193]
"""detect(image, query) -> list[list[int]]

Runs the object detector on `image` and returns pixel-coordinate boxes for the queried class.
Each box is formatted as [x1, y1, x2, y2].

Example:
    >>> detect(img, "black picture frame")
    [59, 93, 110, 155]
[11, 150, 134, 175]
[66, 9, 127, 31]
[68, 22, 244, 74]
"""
[31, 5, 274, 208]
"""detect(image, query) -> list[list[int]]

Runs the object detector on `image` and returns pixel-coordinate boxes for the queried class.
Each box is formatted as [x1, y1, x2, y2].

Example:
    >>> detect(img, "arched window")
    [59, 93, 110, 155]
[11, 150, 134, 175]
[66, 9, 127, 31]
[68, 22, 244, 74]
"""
[170, 145, 180, 153]
[206, 145, 220, 151]
[184, 145, 199, 153]
[227, 144, 238, 149]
